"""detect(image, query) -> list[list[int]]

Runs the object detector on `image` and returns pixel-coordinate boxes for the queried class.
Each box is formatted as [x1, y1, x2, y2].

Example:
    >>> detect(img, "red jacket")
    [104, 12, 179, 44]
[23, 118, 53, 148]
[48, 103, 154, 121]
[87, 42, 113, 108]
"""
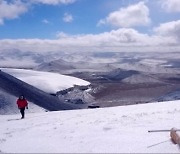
[17, 99, 28, 108]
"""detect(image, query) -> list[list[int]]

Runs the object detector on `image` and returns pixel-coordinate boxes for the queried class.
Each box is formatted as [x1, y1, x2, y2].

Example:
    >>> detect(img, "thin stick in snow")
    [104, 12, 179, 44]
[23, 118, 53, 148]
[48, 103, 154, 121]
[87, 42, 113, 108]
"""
[148, 129, 180, 133]
[147, 139, 170, 148]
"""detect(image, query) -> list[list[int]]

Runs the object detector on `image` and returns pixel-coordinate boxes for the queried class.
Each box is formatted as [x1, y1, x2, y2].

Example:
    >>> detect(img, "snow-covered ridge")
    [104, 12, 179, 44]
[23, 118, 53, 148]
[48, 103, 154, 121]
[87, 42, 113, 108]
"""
[0, 100, 180, 153]
[1, 68, 90, 94]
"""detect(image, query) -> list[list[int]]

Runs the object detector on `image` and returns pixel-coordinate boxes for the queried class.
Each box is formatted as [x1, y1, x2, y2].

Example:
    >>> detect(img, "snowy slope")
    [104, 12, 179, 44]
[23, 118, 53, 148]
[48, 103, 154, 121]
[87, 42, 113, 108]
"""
[1, 68, 90, 94]
[115, 62, 180, 74]
[0, 100, 180, 153]
[154, 90, 180, 102]
[122, 74, 163, 84]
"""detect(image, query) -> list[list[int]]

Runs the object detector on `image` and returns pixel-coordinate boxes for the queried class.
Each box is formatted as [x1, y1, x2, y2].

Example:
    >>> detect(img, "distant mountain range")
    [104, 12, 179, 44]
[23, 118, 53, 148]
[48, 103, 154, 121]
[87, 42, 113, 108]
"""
[0, 50, 180, 112]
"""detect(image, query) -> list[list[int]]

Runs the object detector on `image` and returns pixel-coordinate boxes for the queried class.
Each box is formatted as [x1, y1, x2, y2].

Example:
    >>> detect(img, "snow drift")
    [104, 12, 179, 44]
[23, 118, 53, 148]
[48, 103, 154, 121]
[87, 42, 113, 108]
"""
[1, 68, 90, 94]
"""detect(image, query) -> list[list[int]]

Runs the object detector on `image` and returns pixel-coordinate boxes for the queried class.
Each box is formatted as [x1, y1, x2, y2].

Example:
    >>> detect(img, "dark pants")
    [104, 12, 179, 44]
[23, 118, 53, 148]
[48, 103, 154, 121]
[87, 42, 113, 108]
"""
[20, 108, 25, 118]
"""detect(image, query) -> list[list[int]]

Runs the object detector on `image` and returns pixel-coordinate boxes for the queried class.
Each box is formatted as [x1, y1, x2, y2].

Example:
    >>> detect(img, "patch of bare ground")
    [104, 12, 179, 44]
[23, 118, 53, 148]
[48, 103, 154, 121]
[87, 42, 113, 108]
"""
[91, 82, 180, 107]
[70, 71, 180, 107]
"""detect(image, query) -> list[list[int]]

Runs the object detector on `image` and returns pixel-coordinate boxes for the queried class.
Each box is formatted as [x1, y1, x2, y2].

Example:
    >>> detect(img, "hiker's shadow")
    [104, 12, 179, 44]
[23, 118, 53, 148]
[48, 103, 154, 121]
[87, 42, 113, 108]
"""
[7, 118, 21, 121]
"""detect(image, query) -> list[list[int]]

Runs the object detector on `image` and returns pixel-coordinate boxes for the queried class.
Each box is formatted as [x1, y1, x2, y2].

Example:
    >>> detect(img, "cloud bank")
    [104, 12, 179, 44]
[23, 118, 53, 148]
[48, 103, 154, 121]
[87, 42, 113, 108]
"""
[0, 20, 180, 53]
[0, 57, 38, 68]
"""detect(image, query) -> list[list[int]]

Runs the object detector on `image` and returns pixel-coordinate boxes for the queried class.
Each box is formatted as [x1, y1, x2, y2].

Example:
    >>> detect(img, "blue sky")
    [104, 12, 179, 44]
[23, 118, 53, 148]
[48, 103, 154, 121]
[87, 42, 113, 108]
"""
[0, 0, 127, 39]
[0, 0, 180, 52]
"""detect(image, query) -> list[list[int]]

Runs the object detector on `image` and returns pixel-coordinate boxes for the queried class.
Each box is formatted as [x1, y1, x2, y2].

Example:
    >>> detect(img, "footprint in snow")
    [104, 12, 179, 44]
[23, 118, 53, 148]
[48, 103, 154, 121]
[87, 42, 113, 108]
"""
[136, 113, 148, 117]
[121, 115, 127, 118]
[0, 138, 6, 143]
[4, 131, 13, 136]
[94, 120, 104, 124]
[121, 115, 134, 120]
[103, 127, 112, 131]
[0, 150, 5, 154]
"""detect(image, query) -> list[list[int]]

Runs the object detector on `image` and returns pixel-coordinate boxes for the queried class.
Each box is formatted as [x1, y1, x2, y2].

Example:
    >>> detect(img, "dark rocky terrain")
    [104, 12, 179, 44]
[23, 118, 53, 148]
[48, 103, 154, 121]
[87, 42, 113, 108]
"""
[71, 71, 180, 107]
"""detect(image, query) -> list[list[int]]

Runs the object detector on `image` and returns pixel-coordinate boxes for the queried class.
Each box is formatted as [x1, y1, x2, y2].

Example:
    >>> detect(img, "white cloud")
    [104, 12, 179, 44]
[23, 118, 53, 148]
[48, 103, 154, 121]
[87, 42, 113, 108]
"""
[63, 13, 73, 23]
[42, 19, 50, 24]
[97, 2, 150, 28]
[0, 26, 179, 53]
[30, 0, 76, 5]
[160, 0, 180, 12]
[0, 0, 28, 25]
[56, 31, 70, 38]
[0, 18, 3, 24]
[154, 20, 180, 41]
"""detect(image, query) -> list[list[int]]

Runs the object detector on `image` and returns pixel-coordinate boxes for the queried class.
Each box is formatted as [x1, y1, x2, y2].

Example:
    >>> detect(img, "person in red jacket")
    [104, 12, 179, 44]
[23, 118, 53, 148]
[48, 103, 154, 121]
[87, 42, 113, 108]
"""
[17, 95, 28, 119]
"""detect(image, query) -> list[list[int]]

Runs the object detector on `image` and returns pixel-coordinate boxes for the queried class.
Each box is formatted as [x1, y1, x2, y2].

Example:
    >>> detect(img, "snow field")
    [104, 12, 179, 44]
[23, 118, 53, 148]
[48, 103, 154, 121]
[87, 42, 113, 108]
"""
[0, 100, 180, 153]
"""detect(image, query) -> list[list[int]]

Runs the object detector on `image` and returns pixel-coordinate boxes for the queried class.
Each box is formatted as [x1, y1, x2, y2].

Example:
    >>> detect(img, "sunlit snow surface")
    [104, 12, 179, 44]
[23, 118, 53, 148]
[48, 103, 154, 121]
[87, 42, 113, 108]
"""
[0, 100, 180, 153]
[1, 68, 90, 93]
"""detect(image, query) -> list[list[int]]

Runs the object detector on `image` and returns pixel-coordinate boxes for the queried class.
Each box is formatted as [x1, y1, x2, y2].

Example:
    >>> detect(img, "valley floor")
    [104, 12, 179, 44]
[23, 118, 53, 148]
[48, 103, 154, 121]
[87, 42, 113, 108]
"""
[0, 100, 180, 153]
